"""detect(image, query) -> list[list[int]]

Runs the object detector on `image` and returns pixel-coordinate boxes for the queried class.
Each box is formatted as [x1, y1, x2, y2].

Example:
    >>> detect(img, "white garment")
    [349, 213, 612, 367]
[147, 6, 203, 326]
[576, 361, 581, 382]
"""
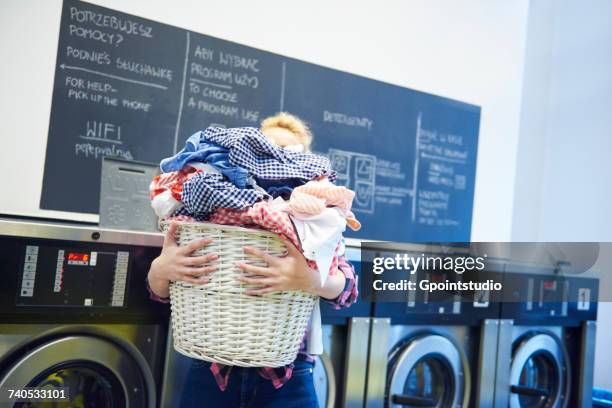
[151, 190, 182, 218]
[305, 239, 346, 355]
[306, 300, 323, 355]
[284, 144, 305, 153]
[290, 207, 346, 286]
[284, 204, 347, 356]
[268, 195, 290, 209]
[295, 208, 346, 356]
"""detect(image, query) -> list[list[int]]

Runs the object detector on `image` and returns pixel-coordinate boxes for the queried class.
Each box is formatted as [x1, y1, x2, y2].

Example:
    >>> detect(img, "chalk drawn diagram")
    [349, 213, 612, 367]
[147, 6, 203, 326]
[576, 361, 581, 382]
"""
[328, 149, 376, 214]
[327, 115, 420, 217]
[325, 111, 470, 227]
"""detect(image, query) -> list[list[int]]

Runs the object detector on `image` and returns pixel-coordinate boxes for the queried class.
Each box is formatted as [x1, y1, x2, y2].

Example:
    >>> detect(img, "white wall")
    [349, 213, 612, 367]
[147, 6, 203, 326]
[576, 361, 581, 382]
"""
[511, 0, 612, 389]
[0, 0, 530, 240]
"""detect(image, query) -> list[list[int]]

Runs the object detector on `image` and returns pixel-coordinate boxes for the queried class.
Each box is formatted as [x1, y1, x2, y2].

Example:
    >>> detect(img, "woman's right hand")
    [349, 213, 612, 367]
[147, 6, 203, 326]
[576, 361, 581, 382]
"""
[148, 222, 218, 288]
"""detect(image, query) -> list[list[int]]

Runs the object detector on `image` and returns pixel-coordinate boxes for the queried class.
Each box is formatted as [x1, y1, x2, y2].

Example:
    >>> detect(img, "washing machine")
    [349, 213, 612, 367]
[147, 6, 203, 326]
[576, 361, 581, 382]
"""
[494, 266, 598, 408]
[363, 247, 503, 408]
[0, 218, 169, 407]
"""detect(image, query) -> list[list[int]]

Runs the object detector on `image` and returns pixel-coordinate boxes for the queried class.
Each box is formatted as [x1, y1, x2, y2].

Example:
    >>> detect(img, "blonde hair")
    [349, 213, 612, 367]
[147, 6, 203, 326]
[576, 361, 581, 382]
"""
[261, 112, 313, 151]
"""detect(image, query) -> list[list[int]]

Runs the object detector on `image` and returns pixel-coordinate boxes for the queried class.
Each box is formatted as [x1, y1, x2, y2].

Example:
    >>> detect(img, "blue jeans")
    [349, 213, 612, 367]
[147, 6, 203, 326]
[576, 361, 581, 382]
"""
[180, 358, 319, 408]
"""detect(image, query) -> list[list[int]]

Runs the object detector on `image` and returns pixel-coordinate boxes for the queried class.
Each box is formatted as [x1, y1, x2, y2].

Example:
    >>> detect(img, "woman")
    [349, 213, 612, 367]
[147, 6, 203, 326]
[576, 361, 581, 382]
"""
[147, 113, 358, 407]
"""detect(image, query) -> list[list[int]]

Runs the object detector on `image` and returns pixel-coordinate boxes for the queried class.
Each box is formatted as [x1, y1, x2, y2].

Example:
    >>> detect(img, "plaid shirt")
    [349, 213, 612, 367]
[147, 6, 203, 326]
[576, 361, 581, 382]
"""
[147, 249, 357, 391]
[209, 203, 300, 248]
[202, 127, 336, 182]
[181, 173, 263, 218]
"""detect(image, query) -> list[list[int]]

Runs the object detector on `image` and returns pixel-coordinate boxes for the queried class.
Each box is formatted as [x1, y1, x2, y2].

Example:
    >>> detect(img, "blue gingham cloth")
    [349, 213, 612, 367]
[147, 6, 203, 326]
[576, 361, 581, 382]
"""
[160, 135, 249, 188]
[202, 127, 336, 182]
[181, 173, 263, 218]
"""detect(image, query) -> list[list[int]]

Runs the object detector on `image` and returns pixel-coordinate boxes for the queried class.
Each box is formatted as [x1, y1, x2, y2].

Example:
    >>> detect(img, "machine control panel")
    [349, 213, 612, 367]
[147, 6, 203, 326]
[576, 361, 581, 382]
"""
[0, 219, 170, 323]
[17, 244, 131, 308]
[500, 272, 599, 322]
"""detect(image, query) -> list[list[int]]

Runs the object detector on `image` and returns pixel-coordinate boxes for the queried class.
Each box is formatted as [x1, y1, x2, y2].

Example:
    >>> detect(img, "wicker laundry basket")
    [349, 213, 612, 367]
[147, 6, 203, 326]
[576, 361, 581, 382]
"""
[160, 220, 316, 367]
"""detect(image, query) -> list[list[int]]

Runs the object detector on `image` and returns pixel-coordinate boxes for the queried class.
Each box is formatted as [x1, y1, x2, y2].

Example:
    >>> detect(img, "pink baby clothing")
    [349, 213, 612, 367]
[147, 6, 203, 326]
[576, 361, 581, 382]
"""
[289, 179, 361, 231]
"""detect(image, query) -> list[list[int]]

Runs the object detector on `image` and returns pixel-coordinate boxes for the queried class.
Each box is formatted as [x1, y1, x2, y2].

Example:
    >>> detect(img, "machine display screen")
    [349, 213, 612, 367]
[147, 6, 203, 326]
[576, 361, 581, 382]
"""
[17, 244, 130, 308]
[67, 252, 90, 265]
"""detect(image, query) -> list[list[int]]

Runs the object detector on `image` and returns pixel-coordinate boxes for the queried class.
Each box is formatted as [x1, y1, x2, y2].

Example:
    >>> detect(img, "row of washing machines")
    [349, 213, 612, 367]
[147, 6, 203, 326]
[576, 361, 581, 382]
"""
[312, 254, 597, 408]
[0, 218, 599, 407]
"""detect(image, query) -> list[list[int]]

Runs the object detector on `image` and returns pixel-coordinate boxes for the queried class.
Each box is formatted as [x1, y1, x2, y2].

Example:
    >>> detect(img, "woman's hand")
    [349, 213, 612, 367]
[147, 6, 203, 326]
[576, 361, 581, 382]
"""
[147, 222, 218, 298]
[236, 235, 345, 299]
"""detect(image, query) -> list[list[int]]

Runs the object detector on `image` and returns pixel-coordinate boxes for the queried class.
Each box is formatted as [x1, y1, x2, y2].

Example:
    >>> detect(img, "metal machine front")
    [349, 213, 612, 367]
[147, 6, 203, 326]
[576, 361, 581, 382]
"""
[386, 333, 468, 408]
[508, 332, 568, 408]
[0, 218, 163, 312]
[0, 332, 155, 407]
[313, 352, 336, 408]
[496, 269, 599, 408]
[0, 219, 168, 408]
[365, 256, 504, 408]
[291, 318, 371, 408]
[366, 319, 472, 408]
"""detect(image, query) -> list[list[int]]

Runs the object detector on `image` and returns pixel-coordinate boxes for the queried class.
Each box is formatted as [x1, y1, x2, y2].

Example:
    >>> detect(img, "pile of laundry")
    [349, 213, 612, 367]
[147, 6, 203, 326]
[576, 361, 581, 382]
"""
[149, 126, 361, 286]
[150, 126, 361, 355]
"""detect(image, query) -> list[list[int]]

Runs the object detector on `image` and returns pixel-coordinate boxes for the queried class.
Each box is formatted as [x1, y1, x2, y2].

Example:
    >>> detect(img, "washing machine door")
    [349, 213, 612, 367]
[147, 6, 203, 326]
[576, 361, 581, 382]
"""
[0, 335, 154, 407]
[386, 334, 469, 408]
[313, 353, 336, 408]
[509, 332, 568, 408]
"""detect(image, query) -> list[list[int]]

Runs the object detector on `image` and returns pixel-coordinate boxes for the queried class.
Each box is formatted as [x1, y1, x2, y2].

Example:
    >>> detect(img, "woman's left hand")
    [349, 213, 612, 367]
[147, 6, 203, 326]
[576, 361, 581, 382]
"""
[236, 236, 321, 296]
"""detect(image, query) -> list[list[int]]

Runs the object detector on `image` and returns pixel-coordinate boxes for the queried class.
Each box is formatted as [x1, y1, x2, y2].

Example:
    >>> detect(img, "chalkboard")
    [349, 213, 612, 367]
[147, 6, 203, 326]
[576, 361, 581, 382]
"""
[41, 0, 480, 243]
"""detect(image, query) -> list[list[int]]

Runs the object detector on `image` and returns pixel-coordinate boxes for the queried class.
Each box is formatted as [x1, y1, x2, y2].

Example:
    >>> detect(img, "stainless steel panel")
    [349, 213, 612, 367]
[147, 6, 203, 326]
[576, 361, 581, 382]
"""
[0, 334, 155, 407]
[365, 323, 473, 408]
[0, 219, 163, 247]
[508, 333, 566, 408]
[387, 334, 465, 407]
[577, 321, 596, 407]
[365, 318, 390, 408]
[99, 158, 159, 232]
[475, 319, 499, 407]
[343, 317, 371, 408]
[0, 324, 163, 366]
[0, 324, 164, 408]
[497, 324, 569, 408]
[314, 352, 336, 408]
[494, 319, 513, 408]
[320, 324, 340, 408]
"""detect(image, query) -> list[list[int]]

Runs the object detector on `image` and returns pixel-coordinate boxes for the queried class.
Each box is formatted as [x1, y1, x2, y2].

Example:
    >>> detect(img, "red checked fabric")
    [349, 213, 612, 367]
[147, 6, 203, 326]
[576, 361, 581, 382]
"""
[208, 202, 301, 250]
[149, 167, 202, 201]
